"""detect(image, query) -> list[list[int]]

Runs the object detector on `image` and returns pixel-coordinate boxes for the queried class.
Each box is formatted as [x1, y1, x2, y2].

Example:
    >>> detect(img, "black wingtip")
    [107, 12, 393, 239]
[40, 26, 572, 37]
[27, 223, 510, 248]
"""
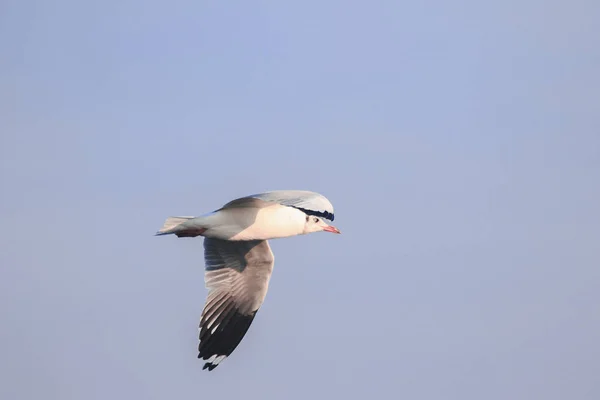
[203, 363, 217, 371]
[199, 354, 218, 371]
[197, 308, 257, 371]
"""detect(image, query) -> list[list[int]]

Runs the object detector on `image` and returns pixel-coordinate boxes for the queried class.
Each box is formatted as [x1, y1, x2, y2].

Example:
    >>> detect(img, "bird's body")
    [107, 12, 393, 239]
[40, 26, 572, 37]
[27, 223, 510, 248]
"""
[167, 203, 308, 241]
[157, 190, 340, 371]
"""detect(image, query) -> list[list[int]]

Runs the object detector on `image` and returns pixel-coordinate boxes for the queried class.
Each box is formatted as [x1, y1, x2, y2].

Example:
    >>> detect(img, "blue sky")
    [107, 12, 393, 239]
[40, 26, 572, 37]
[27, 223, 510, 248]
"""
[1, 1, 599, 399]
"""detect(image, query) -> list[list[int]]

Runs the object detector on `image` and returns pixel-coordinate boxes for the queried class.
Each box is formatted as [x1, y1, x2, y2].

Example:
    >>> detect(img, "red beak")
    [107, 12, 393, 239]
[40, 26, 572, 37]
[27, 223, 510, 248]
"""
[323, 225, 341, 234]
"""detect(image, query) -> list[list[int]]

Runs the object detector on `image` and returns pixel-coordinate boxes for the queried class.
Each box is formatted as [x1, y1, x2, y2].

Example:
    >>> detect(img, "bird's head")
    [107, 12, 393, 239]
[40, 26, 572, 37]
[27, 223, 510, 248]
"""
[303, 215, 341, 235]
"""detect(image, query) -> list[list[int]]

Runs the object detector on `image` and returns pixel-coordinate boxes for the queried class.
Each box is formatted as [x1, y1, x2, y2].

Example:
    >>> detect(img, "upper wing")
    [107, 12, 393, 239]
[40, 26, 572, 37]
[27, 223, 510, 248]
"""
[198, 238, 275, 370]
[221, 190, 335, 221]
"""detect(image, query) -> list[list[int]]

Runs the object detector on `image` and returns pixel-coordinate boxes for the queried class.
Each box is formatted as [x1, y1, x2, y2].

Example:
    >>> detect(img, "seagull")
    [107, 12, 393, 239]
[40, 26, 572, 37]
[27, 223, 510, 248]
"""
[156, 190, 340, 371]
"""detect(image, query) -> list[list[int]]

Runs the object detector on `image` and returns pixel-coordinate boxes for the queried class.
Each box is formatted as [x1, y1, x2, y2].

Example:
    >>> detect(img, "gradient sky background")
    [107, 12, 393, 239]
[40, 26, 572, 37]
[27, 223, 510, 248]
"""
[2, 1, 599, 399]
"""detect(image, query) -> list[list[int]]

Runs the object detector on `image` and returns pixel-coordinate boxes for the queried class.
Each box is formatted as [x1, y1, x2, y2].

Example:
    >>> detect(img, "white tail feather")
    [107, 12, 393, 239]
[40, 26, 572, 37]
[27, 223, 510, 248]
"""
[157, 216, 195, 234]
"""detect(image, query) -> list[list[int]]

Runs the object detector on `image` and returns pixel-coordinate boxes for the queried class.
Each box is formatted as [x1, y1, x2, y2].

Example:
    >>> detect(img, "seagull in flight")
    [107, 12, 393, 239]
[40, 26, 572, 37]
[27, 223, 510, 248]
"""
[156, 190, 340, 371]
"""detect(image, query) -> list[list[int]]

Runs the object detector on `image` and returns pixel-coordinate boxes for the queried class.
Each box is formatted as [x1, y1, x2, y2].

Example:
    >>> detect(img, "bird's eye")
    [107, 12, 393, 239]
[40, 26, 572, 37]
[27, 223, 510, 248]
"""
[313, 217, 319, 223]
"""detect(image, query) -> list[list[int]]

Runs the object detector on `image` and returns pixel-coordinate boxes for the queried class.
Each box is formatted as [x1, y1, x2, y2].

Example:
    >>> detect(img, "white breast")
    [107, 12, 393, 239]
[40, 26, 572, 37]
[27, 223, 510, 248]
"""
[200, 204, 306, 241]
[229, 205, 306, 240]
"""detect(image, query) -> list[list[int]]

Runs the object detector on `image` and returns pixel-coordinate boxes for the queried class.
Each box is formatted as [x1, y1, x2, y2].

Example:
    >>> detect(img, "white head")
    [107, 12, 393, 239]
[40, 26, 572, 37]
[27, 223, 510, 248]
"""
[302, 215, 341, 235]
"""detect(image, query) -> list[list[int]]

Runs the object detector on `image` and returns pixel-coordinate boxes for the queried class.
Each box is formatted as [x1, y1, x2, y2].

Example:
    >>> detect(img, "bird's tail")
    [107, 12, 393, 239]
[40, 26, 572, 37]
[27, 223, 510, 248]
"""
[156, 216, 196, 236]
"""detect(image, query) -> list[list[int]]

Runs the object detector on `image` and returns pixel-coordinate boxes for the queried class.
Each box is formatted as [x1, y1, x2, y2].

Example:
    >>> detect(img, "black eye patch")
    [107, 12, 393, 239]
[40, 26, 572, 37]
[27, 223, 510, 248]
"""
[294, 207, 334, 222]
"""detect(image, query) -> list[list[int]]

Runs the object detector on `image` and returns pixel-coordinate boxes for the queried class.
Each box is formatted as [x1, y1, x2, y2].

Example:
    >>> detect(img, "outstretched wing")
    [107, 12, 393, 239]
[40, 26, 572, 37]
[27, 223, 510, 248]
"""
[221, 190, 335, 221]
[198, 238, 275, 370]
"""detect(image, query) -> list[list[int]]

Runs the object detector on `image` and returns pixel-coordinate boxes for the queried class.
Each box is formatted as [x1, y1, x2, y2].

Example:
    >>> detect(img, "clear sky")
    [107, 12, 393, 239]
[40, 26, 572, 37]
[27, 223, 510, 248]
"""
[2, 1, 599, 399]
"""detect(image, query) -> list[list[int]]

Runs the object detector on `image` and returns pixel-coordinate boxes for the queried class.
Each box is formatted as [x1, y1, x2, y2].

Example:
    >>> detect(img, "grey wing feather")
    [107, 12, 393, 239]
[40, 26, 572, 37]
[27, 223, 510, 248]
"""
[221, 190, 335, 221]
[198, 238, 274, 370]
